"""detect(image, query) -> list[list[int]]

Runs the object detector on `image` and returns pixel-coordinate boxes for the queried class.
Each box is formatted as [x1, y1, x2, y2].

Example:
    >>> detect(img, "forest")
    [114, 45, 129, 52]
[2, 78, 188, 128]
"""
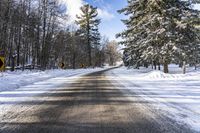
[0, 0, 121, 71]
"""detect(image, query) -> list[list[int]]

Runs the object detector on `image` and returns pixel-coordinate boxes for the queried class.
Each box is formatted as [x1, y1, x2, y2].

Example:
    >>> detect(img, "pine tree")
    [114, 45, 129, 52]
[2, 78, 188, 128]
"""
[117, 0, 151, 69]
[118, 0, 200, 73]
[76, 4, 101, 67]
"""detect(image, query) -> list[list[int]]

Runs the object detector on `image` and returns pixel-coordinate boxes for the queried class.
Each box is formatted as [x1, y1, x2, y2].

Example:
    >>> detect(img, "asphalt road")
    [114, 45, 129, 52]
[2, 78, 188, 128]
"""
[0, 68, 195, 133]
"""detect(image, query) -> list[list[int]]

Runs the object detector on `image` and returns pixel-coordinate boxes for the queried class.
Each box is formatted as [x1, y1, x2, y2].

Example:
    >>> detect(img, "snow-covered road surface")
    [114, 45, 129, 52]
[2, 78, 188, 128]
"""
[0, 68, 196, 133]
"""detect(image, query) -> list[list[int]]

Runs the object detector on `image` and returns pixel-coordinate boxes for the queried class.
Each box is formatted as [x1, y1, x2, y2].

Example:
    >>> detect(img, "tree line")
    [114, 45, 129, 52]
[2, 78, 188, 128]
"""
[0, 0, 121, 71]
[118, 0, 200, 73]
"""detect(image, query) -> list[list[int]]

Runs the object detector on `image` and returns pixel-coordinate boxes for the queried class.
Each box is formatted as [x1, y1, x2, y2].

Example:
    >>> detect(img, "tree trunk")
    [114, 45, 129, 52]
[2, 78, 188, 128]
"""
[99, 51, 102, 67]
[158, 62, 161, 70]
[183, 61, 186, 74]
[72, 52, 76, 69]
[11, 56, 15, 72]
[41, 0, 47, 70]
[154, 61, 157, 70]
[87, 23, 92, 67]
[17, 43, 20, 66]
[163, 62, 169, 73]
[194, 60, 197, 70]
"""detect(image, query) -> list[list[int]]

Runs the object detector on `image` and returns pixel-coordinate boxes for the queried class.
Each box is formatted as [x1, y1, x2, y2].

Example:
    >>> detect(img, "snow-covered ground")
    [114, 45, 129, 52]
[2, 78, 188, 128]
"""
[1, 65, 200, 131]
[0, 68, 108, 92]
[107, 65, 200, 132]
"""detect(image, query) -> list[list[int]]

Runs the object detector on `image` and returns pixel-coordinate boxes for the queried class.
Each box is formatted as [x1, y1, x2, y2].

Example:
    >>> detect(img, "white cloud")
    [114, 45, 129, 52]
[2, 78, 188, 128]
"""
[58, 0, 114, 26]
[58, 0, 85, 25]
[97, 8, 115, 21]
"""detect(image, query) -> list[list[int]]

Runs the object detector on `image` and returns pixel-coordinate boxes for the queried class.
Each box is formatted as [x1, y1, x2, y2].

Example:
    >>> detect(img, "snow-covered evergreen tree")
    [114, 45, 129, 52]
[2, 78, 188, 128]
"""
[76, 4, 101, 67]
[118, 0, 200, 73]
[117, 0, 148, 68]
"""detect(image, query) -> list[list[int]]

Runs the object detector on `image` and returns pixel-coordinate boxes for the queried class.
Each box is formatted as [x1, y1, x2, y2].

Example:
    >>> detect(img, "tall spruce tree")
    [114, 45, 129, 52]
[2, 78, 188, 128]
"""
[118, 0, 200, 73]
[76, 4, 101, 67]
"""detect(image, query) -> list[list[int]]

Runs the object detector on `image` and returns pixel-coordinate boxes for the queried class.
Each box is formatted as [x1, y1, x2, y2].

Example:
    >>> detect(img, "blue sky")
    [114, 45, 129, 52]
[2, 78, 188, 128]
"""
[61, 0, 127, 41]
[62, 0, 199, 41]
[85, 0, 127, 40]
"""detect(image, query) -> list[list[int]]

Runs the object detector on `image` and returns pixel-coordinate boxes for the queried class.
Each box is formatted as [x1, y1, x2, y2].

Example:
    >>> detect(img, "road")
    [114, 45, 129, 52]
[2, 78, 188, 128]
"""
[0, 68, 195, 133]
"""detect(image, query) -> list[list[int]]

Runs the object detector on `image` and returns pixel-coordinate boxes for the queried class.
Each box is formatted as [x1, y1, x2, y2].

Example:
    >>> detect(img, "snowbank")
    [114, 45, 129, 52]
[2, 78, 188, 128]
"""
[0, 68, 106, 92]
[113, 65, 200, 81]
[107, 66, 200, 131]
[143, 70, 200, 80]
